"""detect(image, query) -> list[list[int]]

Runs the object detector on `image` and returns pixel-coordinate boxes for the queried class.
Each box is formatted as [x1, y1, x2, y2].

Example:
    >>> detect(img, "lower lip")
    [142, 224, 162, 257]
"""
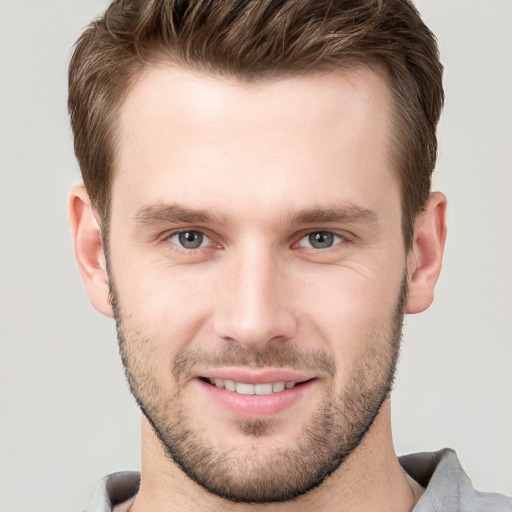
[196, 379, 317, 418]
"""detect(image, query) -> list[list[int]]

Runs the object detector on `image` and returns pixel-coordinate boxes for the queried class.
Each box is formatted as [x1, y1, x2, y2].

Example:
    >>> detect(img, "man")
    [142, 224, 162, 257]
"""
[68, 0, 511, 511]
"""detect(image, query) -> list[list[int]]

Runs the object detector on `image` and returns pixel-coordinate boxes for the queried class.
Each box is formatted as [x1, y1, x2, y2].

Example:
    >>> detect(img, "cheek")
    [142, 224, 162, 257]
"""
[111, 259, 215, 358]
[296, 265, 404, 369]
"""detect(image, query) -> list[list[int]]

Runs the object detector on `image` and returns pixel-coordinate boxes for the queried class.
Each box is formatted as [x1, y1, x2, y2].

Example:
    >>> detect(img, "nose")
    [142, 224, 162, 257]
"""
[213, 246, 298, 351]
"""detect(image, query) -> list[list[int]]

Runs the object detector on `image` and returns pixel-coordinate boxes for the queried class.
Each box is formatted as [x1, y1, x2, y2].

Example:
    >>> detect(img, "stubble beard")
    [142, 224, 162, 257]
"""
[111, 277, 406, 504]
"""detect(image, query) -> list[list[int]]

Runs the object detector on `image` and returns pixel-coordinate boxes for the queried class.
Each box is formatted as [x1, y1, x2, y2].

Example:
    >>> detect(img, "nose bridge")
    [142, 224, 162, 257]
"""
[214, 240, 297, 349]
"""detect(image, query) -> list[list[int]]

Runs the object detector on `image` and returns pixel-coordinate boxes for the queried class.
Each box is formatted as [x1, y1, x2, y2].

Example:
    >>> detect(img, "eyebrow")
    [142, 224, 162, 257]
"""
[290, 205, 379, 226]
[133, 202, 378, 227]
[134, 203, 226, 225]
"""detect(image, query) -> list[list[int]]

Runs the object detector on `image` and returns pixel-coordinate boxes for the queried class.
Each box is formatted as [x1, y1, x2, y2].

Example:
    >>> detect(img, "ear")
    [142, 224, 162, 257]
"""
[68, 185, 114, 317]
[405, 192, 447, 314]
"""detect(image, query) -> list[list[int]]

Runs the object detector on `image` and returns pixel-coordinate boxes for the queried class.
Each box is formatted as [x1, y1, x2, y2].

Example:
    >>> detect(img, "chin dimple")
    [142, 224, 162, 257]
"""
[208, 378, 297, 395]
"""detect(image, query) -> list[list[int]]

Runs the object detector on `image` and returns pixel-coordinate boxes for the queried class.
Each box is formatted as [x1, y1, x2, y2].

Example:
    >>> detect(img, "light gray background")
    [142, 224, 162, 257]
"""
[0, 1, 510, 511]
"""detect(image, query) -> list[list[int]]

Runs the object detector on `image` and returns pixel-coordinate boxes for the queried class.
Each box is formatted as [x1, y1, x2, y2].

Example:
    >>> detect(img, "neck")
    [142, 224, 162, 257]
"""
[129, 400, 423, 512]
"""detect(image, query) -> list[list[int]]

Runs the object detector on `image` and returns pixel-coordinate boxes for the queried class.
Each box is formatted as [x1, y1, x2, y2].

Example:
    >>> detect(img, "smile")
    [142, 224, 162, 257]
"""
[208, 378, 298, 395]
[198, 374, 317, 417]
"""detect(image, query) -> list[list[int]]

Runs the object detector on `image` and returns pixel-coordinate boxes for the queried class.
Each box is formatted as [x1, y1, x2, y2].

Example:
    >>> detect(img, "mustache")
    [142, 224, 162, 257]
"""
[172, 344, 336, 380]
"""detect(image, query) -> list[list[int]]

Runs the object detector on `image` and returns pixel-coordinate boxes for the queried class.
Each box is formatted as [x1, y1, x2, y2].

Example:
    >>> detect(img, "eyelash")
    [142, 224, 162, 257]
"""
[167, 230, 214, 250]
[164, 229, 348, 252]
[296, 230, 346, 250]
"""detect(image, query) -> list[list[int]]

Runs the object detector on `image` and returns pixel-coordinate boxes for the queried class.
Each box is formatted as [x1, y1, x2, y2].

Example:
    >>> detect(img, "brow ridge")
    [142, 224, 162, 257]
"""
[133, 202, 378, 227]
[290, 205, 378, 226]
[133, 203, 225, 225]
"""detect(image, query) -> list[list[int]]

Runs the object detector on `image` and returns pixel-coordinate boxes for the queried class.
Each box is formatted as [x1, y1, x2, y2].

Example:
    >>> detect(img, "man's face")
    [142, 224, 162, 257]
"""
[107, 66, 408, 502]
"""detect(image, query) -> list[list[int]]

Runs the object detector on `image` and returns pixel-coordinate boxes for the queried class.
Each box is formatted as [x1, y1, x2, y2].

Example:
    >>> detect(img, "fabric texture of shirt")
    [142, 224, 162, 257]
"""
[83, 448, 512, 511]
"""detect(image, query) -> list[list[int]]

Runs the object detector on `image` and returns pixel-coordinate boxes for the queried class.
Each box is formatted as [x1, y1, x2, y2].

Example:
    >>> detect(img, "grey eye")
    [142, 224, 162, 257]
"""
[299, 231, 343, 249]
[170, 231, 209, 249]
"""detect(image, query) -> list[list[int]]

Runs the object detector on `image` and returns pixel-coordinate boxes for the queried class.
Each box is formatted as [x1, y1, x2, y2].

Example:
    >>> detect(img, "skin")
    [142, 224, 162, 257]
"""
[69, 65, 446, 511]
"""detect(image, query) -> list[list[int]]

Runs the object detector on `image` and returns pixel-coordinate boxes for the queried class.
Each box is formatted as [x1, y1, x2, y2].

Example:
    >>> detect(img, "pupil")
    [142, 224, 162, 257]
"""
[309, 232, 333, 249]
[179, 231, 203, 248]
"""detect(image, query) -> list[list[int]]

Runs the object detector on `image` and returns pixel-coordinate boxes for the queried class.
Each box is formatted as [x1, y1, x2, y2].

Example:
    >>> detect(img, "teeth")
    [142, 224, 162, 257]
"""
[254, 383, 272, 395]
[224, 380, 236, 392]
[236, 382, 254, 395]
[273, 381, 285, 392]
[208, 378, 297, 395]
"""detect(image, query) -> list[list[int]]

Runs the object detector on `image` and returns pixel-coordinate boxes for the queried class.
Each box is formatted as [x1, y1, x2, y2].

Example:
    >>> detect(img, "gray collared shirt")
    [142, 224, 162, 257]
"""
[84, 449, 512, 511]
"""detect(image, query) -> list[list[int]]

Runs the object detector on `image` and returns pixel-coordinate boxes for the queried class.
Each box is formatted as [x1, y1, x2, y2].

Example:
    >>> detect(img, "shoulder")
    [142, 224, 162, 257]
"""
[400, 449, 512, 512]
[83, 471, 140, 512]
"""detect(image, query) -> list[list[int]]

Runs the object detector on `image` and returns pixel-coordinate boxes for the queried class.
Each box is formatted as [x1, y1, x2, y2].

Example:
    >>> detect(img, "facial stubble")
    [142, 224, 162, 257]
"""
[111, 276, 406, 504]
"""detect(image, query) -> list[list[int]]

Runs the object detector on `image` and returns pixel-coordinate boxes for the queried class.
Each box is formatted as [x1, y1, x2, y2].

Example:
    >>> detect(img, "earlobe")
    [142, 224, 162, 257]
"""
[69, 185, 114, 318]
[405, 192, 447, 314]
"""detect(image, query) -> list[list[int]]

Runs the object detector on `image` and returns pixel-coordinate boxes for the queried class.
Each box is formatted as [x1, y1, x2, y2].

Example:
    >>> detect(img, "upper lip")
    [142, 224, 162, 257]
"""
[195, 368, 316, 385]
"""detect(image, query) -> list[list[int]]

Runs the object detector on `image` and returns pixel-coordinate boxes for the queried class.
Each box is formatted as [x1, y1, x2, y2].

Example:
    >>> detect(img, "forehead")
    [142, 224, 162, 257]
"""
[113, 64, 398, 222]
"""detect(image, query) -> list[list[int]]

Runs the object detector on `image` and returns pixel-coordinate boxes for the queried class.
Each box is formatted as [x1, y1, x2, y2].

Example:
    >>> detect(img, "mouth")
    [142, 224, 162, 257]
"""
[196, 372, 317, 418]
[203, 377, 303, 395]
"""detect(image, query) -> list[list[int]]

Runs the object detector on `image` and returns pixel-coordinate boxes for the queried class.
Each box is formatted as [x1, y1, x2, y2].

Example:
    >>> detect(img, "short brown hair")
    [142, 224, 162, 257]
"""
[68, 0, 443, 249]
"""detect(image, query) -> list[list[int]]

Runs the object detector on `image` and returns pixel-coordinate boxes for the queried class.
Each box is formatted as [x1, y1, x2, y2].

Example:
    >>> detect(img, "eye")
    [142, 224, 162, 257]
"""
[168, 230, 211, 249]
[298, 231, 344, 249]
